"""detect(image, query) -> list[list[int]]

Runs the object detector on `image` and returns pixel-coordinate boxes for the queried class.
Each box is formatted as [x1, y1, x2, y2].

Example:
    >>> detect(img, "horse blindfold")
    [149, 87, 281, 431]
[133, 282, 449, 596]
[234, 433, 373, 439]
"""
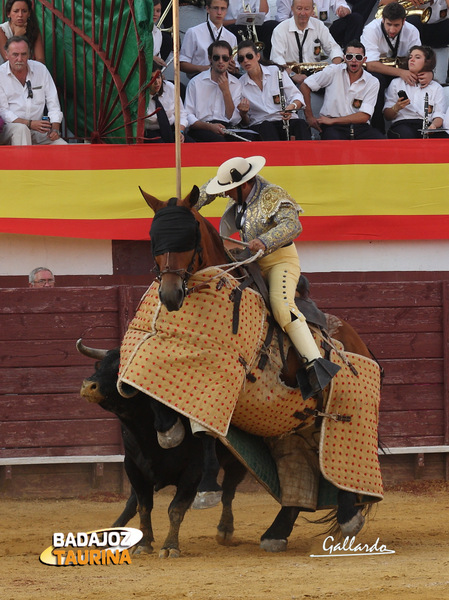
[150, 205, 200, 256]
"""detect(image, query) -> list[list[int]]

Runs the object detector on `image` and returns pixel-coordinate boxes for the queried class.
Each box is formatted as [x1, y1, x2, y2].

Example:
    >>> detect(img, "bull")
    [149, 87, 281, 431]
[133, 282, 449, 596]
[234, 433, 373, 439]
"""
[77, 341, 247, 558]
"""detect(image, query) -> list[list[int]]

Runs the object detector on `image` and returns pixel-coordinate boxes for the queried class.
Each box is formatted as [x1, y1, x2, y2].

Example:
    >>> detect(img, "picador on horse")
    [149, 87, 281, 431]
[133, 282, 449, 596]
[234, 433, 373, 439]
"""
[118, 155, 383, 551]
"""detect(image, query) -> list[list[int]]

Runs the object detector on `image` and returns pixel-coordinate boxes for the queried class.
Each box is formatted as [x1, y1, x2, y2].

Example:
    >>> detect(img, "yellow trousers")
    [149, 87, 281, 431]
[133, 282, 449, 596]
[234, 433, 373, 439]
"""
[257, 243, 303, 330]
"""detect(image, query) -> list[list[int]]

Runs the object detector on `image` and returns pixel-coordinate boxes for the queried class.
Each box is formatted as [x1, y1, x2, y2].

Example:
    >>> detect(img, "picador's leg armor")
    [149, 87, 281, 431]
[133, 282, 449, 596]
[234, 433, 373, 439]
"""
[285, 319, 340, 400]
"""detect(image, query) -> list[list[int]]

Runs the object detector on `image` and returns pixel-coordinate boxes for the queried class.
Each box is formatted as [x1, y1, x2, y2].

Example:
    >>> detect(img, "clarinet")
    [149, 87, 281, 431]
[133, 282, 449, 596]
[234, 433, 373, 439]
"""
[278, 69, 290, 141]
[422, 92, 429, 139]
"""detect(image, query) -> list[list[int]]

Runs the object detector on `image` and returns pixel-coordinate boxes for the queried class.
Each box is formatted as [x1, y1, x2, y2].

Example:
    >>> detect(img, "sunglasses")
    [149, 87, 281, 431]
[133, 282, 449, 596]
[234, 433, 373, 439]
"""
[26, 80, 33, 98]
[212, 54, 230, 62]
[345, 53, 364, 61]
[237, 53, 255, 63]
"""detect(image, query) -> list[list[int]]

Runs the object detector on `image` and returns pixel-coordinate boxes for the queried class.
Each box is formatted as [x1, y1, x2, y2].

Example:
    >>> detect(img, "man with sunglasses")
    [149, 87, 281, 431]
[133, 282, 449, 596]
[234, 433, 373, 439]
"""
[185, 40, 243, 141]
[300, 40, 385, 139]
[180, 0, 237, 77]
[0, 36, 66, 145]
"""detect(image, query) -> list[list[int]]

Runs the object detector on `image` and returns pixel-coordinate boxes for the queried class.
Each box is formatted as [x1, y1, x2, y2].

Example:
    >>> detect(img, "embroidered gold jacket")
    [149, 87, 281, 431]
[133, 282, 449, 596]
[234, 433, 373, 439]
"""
[197, 176, 303, 255]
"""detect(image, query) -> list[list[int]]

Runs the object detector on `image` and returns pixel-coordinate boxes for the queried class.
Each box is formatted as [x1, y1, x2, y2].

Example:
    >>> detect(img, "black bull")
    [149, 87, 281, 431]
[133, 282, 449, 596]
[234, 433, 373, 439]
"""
[78, 343, 364, 556]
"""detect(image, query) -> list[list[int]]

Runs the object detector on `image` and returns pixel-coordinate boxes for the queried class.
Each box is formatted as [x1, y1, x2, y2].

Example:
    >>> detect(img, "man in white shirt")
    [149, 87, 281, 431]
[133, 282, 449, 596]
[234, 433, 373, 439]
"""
[361, 2, 422, 132]
[180, 0, 238, 77]
[300, 40, 385, 138]
[184, 40, 242, 141]
[224, 0, 278, 58]
[270, 0, 344, 85]
[276, 0, 364, 48]
[0, 36, 67, 145]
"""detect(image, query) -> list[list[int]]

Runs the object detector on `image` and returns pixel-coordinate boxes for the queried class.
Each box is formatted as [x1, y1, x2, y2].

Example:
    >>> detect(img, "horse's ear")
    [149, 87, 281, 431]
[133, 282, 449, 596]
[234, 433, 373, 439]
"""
[139, 187, 166, 213]
[185, 185, 200, 209]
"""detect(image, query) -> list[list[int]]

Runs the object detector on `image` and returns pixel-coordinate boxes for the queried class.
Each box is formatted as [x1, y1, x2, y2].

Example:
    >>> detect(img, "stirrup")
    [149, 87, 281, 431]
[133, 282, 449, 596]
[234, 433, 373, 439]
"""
[296, 357, 341, 400]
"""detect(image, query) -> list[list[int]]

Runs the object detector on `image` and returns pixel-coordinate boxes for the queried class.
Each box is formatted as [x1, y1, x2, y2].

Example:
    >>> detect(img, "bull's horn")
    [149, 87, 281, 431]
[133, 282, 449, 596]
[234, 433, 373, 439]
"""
[76, 338, 109, 360]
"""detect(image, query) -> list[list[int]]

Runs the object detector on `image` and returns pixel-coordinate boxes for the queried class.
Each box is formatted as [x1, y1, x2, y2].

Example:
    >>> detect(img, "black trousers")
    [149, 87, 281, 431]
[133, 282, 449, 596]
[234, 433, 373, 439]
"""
[369, 72, 395, 134]
[388, 118, 449, 139]
[251, 119, 311, 141]
[144, 126, 195, 143]
[329, 13, 364, 48]
[320, 122, 386, 140]
[347, 0, 378, 24]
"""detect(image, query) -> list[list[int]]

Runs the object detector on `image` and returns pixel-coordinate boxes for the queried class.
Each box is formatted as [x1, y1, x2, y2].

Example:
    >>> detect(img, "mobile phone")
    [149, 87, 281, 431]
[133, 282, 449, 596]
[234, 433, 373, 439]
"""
[398, 90, 408, 101]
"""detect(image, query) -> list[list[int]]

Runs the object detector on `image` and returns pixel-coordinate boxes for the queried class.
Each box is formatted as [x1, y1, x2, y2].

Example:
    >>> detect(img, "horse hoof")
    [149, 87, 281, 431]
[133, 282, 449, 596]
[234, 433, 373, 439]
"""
[340, 510, 365, 537]
[192, 490, 223, 509]
[157, 417, 185, 449]
[260, 538, 288, 553]
[132, 544, 153, 555]
[216, 530, 234, 545]
[168, 548, 181, 558]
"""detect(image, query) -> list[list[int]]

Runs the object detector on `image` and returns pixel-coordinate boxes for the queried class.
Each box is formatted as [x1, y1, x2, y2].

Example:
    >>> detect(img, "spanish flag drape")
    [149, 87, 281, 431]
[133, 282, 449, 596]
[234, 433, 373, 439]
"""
[1, 140, 448, 241]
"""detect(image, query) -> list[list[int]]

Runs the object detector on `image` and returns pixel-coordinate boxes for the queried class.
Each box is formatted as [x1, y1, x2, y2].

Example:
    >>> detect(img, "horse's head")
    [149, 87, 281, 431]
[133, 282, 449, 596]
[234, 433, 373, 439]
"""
[140, 185, 207, 312]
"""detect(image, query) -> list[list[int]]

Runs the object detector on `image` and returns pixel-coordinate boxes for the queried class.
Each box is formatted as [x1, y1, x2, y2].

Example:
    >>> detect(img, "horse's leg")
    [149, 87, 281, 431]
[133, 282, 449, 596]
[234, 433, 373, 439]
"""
[149, 398, 185, 449]
[337, 490, 365, 537]
[260, 506, 301, 552]
[216, 453, 247, 545]
[192, 432, 223, 509]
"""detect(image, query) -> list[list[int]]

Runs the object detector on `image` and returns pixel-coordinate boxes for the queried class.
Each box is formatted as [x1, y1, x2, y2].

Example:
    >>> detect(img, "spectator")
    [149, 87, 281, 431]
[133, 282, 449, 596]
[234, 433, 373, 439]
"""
[361, 2, 423, 132]
[276, 0, 364, 48]
[29, 267, 55, 288]
[270, 0, 344, 86]
[0, 0, 44, 65]
[184, 40, 242, 141]
[0, 36, 67, 145]
[237, 40, 310, 140]
[145, 66, 193, 143]
[300, 39, 385, 139]
[180, 0, 237, 77]
[383, 45, 448, 138]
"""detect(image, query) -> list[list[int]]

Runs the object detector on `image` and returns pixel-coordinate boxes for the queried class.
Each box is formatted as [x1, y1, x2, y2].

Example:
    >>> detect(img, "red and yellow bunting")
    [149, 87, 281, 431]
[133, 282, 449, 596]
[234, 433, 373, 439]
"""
[1, 140, 448, 241]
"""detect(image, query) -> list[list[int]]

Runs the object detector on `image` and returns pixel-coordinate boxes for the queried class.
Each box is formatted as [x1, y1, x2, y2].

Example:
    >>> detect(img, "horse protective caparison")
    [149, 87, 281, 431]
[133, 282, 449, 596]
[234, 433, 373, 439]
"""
[118, 186, 383, 550]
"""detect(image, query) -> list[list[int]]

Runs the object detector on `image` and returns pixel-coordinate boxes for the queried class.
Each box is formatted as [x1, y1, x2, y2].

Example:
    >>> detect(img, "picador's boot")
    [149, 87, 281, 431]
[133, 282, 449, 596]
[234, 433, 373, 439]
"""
[285, 319, 341, 400]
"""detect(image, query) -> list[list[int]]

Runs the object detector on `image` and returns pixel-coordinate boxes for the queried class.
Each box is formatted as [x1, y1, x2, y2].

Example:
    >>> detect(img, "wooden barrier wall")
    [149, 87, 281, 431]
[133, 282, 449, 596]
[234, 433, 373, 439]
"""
[1, 281, 448, 497]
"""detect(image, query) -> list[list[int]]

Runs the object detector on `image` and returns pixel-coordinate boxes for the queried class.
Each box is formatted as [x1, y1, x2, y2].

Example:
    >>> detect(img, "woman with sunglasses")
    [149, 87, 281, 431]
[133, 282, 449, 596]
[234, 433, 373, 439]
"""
[236, 40, 311, 140]
[0, 0, 44, 64]
[383, 46, 448, 139]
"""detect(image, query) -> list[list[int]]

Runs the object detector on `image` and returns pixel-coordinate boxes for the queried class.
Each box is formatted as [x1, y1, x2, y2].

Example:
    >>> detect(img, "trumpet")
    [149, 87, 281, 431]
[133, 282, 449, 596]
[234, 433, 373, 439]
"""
[287, 61, 328, 76]
[375, 0, 432, 24]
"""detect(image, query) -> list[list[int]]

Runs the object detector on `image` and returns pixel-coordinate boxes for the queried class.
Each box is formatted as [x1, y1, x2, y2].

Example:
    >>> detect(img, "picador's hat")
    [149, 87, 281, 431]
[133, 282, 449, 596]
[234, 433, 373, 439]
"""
[206, 156, 266, 194]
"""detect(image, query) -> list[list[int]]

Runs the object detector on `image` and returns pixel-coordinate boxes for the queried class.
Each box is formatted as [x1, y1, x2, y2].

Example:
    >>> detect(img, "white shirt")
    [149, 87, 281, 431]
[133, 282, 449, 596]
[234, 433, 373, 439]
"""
[306, 62, 379, 120]
[153, 24, 163, 57]
[384, 78, 446, 123]
[443, 106, 449, 129]
[275, 0, 350, 24]
[425, 0, 449, 24]
[270, 17, 343, 65]
[361, 18, 421, 63]
[145, 80, 188, 130]
[0, 22, 13, 66]
[239, 64, 305, 125]
[179, 21, 237, 67]
[0, 59, 63, 123]
[184, 69, 242, 127]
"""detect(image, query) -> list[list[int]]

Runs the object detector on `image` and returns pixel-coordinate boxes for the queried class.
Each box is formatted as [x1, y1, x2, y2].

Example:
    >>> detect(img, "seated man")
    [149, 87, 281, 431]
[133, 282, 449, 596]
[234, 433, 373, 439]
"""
[179, 0, 237, 77]
[0, 36, 67, 145]
[300, 39, 385, 139]
[270, 0, 344, 86]
[224, 0, 278, 58]
[184, 40, 242, 142]
[360, 2, 422, 132]
[276, 0, 364, 48]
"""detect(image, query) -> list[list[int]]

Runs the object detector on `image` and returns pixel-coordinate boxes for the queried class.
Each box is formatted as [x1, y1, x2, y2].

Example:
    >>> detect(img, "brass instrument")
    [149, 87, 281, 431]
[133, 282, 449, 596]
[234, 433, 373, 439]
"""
[156, 0, 173, 33]
[287, 61, 329, 76]
[375, 0, 432, 24]
[378, 56, 409, 69]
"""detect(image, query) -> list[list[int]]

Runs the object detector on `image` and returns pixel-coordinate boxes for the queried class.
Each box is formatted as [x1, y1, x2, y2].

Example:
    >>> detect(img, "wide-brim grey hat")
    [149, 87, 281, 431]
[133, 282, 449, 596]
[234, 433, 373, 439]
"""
[206, 155, 266, 194]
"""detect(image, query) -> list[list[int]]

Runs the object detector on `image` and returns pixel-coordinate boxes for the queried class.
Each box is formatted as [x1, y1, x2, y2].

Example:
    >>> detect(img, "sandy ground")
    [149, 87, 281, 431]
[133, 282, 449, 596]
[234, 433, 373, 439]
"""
[2, 482, 449, 600]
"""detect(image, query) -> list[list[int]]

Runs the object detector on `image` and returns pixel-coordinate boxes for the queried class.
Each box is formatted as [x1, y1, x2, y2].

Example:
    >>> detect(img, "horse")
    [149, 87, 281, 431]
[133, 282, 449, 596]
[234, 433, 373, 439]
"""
[118, 184, 383, 551]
